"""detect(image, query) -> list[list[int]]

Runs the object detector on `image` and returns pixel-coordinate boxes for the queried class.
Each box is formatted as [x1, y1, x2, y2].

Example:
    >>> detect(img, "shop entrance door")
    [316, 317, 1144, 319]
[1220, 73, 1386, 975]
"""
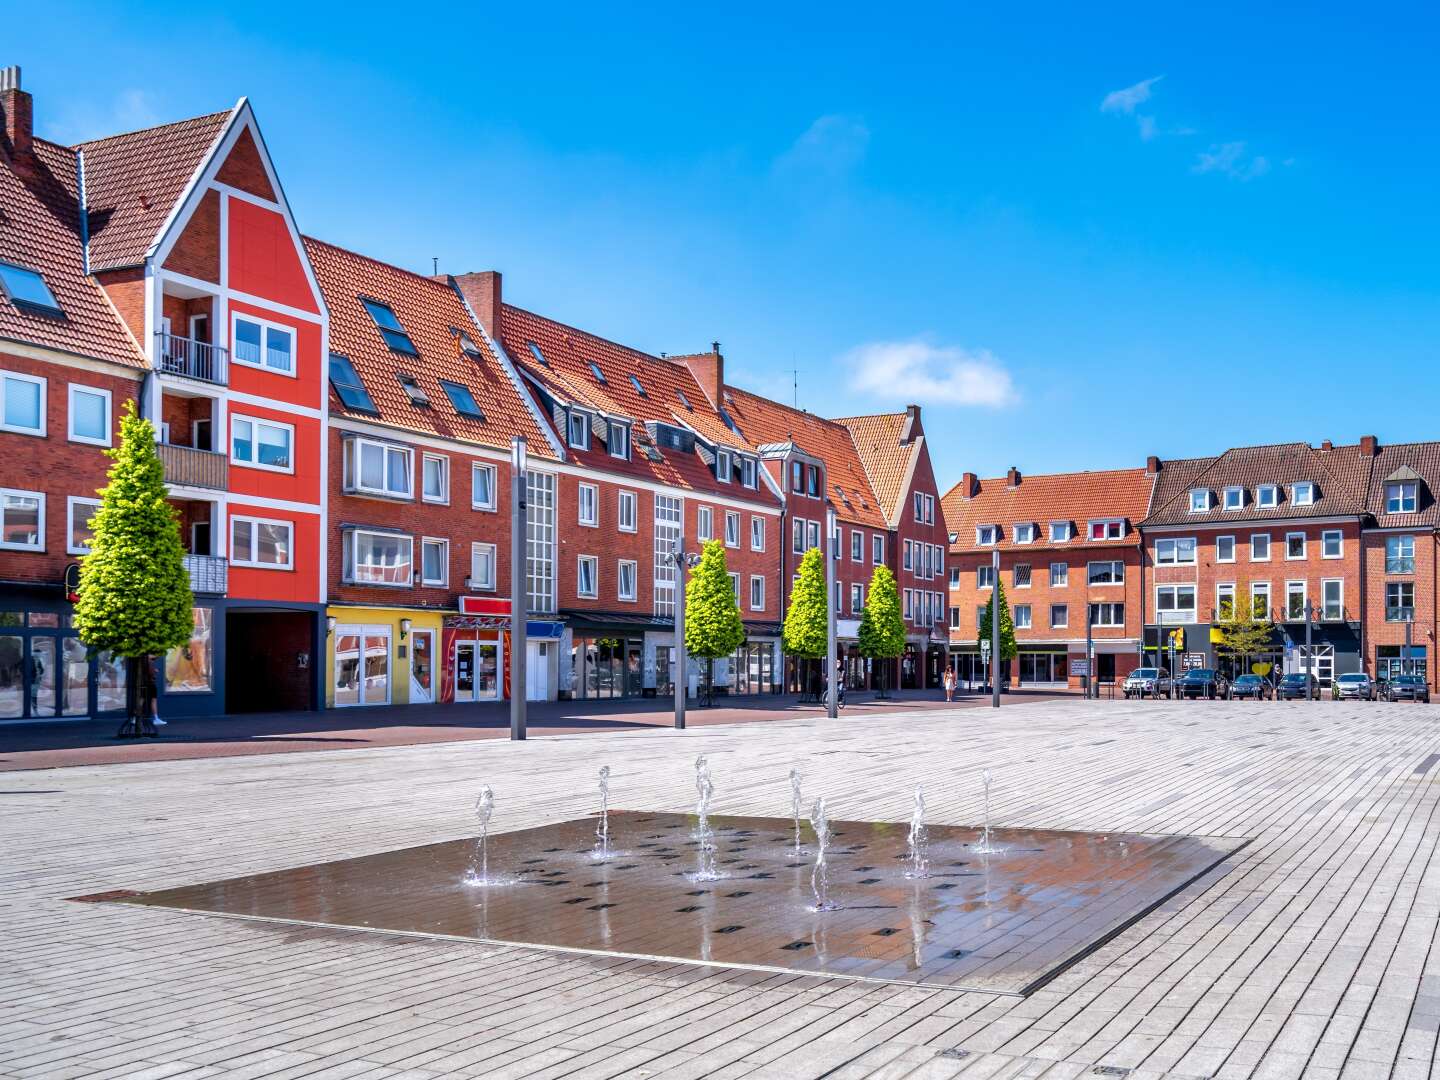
[454, 642, 476, 703]
[334, 625, 390, 707]
[410, 630, 434, 704]
[527, 641, 551, 701]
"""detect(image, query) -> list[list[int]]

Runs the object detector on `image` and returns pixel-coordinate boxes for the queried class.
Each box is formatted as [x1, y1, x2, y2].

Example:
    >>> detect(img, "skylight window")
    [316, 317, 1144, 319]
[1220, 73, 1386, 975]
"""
[328, 354, 378, 414]
[455, 330, 483, 359]
[439, 380, 485, 420]
[630, 375, 647, 397]
[676, 388, 692, 411]
[588, 361, 607, 384]
[526, 341, 549, 368]
[0, 262, 61, 313]
[361, 299, 417, 355]
[397, 373, 430, 407]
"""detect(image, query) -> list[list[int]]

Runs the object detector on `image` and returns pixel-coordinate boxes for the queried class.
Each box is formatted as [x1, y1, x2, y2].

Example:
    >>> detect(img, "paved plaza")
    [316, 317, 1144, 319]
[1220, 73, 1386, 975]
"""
[3, 699, 1438, 1078]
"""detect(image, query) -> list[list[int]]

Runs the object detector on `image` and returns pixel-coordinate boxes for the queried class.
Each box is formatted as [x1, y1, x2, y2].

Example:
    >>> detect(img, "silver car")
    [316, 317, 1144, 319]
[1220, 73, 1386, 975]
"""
[1123, 667, 1173, 699]
[1335, 673, 1374, 700]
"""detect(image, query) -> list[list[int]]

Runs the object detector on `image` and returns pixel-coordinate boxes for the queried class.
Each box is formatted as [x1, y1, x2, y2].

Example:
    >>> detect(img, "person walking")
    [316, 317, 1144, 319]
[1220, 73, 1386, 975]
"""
[943, 664, 957, 703]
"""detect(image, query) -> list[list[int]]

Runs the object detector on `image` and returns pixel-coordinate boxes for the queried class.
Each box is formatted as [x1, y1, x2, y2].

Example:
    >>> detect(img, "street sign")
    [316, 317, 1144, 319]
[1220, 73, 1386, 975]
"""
[1182, 652, 1206, 670]
[980, 640, 991, 659]
[1069, 658, 1091, 676]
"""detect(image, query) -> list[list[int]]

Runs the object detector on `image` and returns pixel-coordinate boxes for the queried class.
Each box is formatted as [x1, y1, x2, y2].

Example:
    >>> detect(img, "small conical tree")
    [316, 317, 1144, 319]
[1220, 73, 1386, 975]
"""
[73, 401, 194, 737]
[783, 547, 829, 696]
[978, 580, 1018, 688]
[858, 564, 905, 698]
[685, 539, 746, 705]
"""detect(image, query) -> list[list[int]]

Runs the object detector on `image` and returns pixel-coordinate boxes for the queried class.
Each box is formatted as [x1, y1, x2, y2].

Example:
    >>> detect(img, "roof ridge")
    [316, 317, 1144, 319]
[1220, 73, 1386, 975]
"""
[503, 303, 662, 365]
[304, 236, 462, 295]
[830, 411, 906, 423]
[71, 107, 234, 149]
[724, 383, 852, 434]
[956, 465, 1150, 487]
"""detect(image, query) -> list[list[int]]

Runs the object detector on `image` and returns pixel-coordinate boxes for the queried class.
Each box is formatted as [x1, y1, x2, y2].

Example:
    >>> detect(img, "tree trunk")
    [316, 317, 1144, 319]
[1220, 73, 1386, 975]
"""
[117, 654, 151, 738]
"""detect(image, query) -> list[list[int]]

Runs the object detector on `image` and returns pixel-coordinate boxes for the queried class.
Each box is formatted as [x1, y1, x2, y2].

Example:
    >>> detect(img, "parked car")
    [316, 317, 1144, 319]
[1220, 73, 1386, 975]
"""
[1334, 673, 1375, 701]
[1277, 673, 1320, 700]
[1177, 669, 1230, 699]
[1231, 674, 1273, 700]
[1385, 674, 1431, 703]
[1123, 667, 1173, 699]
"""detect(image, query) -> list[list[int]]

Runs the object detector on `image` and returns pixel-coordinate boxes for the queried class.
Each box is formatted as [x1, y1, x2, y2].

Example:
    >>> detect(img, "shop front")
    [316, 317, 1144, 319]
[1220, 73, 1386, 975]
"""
[1143, 621, 1359, 688]
[727, 631, 782, 695]
[0, 585, 127, 721]
[326, 605, 444, 708]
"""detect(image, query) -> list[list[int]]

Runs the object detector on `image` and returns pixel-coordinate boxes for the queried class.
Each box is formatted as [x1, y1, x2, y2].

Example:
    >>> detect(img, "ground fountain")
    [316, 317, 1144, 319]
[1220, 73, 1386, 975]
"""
[691, 755, 720, 880]
[973, 769, 1005, 855]
[905, 785, 929, 879]
[593, 765, 612, 860]
[789, 767, 805, 854]
[808, 795, 837, 911]
[462, 785, 496, 886]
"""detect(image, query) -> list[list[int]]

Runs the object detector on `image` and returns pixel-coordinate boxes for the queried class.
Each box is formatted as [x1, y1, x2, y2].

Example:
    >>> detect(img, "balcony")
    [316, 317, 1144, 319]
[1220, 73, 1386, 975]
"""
[159, 442, 228, 490]
[156, 331, 228, 385]
[184, 554, 228, 596]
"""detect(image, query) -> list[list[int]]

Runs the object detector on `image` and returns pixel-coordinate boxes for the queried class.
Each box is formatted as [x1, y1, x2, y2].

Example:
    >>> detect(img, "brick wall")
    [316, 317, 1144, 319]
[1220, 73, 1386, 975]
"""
[1361, 529, 1438, 687]
[163, 188, 220, 283]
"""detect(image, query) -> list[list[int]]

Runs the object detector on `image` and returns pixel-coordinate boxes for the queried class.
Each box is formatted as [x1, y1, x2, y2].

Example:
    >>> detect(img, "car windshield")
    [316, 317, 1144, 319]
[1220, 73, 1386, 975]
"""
[1185, 670, 1214, 678]
[1337, 674, 1365, 683]
[1131, 669, 1158, 678]
[1395, 675, 1421, 685]
[1236, 676, 1259, 684]
[1281, 674, 1306, 683]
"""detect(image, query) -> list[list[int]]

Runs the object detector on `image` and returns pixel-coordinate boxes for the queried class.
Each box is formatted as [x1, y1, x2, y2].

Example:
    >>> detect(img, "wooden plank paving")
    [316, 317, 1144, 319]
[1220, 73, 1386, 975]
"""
[0, 699, 1437, 1078]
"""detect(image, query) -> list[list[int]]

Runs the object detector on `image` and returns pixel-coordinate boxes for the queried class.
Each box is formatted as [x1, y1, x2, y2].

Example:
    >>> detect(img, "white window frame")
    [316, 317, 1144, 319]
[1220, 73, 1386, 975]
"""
[903, 589, 913, 620]
[850, 529, 863, 562]
[977, 565, 995, 589]
[472, 463, 498, 511]
[1251, 581, 1271, 618]
[697, 505, 713, 541]
[914, 492, 925, 522]
[1089, 518, 1124, 541]
[872, 534, 884, 564]
[1285, 531, 1307, 560]
[576, 555, 599, 598]
[716, 449, 731, 483]
[608, 421, 631, 461]
[1049, 521, 1071, 542]
[66, 496, 101, 555]
[0, 370, 46, 437]
[724, 510, 740, 548]
[232, 514, 295, 570]
[1250, 532, 1271, 562]
[1013, 523, 1036, 544]
[618, 559, 638, 602]
[421, 453, 450, 505]
[1256, 485, 1278, 508]
[230, 413, 295, 475]
[1155, 537, 1197, 566]
[567, 410, 590, 450]
[1285, 580, 1308, 620]
[67, 384, 112, 446]
[1089, 602, 1125, 627]
[420, 537, 449, 586]
[470, 542, 497, 591]
[231, 311, 296, 377]
[578, 482, 599, 527]
[1049, 561, 1068, 587]
[976, 524, 998, 546]
[1216, 582, 1236, 619]
[1156, 584, 1197, 622]
[1385, 481, 1418, 514]
[751, 516, 765, 552]
[1051, 603, 1069, 629]
[1013, 563, 1032, 589]
[1087, 560, 1125, 586]
[1222, 486, 1244, 511]
[751, 575, 766, 612]
[1321, 578, 1343, 622]
[1321, 529, 1343, 559]
[1013, 604, 1032, 630]
[731, 572, 742, 601]
[0, 488, 44, 551]
[850, 582, 863, 614]
[1386, 535, 1415, 574]
[741, 457, 757, 489]
[346, 437, 412, 499]
[1216, 535, 1236, 563]
[1189, 489, 1211, 513]
[618, 490, 638, 533]
[1291, 481, 1315, 506]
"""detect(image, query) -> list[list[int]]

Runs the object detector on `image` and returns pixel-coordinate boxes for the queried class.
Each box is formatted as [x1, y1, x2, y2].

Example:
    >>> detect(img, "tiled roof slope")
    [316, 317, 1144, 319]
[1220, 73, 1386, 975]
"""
[0, 138, 142, 366]
[77, 110, 231, 271]
[1144, 442, 1369, 526]
[833, 412, 919, 523]
[496, 305, 778, 502]
[1365, 441, 1440, 528]
[943, 468, 1155, 551]
[305, 238, 552, 452]
[721, 387, 887, 527]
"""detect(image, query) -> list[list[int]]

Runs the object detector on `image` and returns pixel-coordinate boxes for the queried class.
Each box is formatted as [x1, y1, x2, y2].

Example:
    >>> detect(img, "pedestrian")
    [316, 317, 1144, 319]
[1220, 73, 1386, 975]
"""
[943, 664, 957, 703]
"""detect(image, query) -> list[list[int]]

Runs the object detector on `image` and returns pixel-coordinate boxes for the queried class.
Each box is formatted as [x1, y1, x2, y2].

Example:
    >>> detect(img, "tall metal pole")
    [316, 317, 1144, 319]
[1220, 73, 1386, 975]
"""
[509, 437, 527, 740]
[1305, 601, 1314, 701]
[674, 540, 687, 730]
[825, 508, 838, 718]
[1404, 616, 1412, 678]
[1085, 604, 1094, 700]
[991, 546, 1001, 708]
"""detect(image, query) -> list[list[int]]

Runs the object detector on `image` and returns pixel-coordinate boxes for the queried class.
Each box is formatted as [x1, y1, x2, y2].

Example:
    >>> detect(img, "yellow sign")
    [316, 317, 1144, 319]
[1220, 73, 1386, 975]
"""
[1209, 627, 1224, 643]
[1168, 628, 1185, 650]
[1252, 662, 1273, 676]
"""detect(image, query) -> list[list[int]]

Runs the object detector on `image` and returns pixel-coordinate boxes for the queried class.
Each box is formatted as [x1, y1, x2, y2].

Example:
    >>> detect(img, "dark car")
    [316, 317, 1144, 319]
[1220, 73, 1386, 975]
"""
[1385, 674, 1431, 703]
[1277, 672, 1320, 700]
[1177, 669, 1230, 699]
[1231, 674, 1273, 700]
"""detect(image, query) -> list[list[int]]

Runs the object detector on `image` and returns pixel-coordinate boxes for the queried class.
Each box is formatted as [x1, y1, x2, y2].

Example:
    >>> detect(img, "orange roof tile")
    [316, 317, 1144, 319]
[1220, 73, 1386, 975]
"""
[833, 411, 920, 523]
[943, 467, 1154, 551]
[1144, 442, 1369, 526]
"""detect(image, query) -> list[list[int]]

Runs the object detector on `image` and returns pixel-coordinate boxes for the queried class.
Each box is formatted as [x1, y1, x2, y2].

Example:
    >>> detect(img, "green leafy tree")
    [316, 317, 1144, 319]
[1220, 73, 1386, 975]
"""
[73, 401, 194, 736]
[783, 547, 829, 695]
[685, 539, 746, 703]
[1212, 594, 1275, 677]
[858, 564, 905, 698]
[978, 580, 1018, 686]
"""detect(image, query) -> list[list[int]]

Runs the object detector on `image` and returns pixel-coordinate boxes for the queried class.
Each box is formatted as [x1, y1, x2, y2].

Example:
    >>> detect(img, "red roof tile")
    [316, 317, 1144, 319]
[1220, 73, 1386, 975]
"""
[832, 411, 921, 523]
[1143, 442, 1369, 526]
[943, 467, 1154, 551]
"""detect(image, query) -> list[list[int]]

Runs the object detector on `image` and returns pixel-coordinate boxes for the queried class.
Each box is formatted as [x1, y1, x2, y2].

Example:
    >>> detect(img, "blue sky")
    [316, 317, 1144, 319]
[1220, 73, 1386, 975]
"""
[16, 3, 1440, 482]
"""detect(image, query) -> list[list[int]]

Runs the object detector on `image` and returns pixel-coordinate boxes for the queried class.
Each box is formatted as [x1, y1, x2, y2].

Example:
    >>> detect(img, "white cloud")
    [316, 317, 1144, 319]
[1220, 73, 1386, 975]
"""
[43, 89, 162, 144]
[1193, 141, 1271, 181]
[843, 339, 1018, 409]
[1101, 76, 1163, 116]
[773, 114, 870, 176]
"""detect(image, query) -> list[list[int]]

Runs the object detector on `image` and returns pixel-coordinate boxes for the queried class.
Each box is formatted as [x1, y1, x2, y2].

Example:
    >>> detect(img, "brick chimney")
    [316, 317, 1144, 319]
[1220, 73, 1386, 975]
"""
[0, 66, 34, 177]
[681, 343, 724, 409]
[1006, 466, 1021, 488]
[1319, 439, 1333, 451]
[960, 472, 977, 499]
[1146, 454, 1161, 475]
[1359, 434, 1379, 456]
[900, 404, 921, 444]
[451, 271, 502, 338]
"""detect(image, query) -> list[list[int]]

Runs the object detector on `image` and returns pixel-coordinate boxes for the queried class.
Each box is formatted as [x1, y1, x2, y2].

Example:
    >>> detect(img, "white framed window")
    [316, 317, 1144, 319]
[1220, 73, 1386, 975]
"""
[807, 521, 820, 550]
[850, 529, 863, 562]
[233, 515, 295, 570]
[950, 606, 961, 630]
[1286, 580, 1308, 620]
[608, 421, 631, 460]
[831, 525, 842, 561]
[741, 457, 757, 489]
[1155, 537, 1197, 566]
[232, 312, 295, 375]
[344, 437, 411, 499]
[1291, 481, 1315, 506]
[1250, 533, 1271, 561]
[577, 555, 598, 598]
[67, 496, 101, 554]
[914, 492, 924, 521]
[1013, 563, 1032, 588]
[1013, 523, 1036, 544]
[1321, 578, 1343, 621]
[725, 510, 740, 548]
[469, 542, 497, 590]
[1285, 532, 1306, 559]
[872, 534, 884, 564]
[977, 565, 995, 589]
[716, 449, 731, 483]
[751, 516, 765, 551]
[1216, 535, 1236, 563]
[1089, 602, 1125, 627]
[1156, 584, 1197, 623]
[567, 410, 589, 450]
[618, 559, 638, 602]
[697, 505, 713, 541]
[1050, 603, 1069, 629]
[1049, 521, 1072, 542]
[578, 482, 599, 527]
[904, 540, 913, 570]
[0, 370, 46, 436]
[1386, 535, 1415, 574]
[1189, 489, 1211, 513]
[850, 582, 863, 614]
[1386, 581, 1415, 620]
[1256, 484, 1278, 508]
[1087, 560, 1124, 585]
[1222, 486, 1244, 511]
[792, 517, 806, 554]
[903, 589, 913, 620]
[976, 524, 998, 546]
[1386, 482, 1418, 514]
[1089, 518, 1124, 541]
[420, 537, 449, 586]
[341, 528, 413, 584]
[0, 488, 43, 551]
[1321, 530, 1342, 558]
[1049, 561, 1068, 587]
[618, 490, 638, 533]
[751, 575, 766, 611]
[730, 572, 742, 601]
[471, 463, 497, 510]
[231, 414, 294, 473]
[421, 453, 449, 504]
[1251, 581, 1271, 619]
[1216, 582, 1236, 619]
[67, 384, 112, 446]
[1013, 604, 1032, 630]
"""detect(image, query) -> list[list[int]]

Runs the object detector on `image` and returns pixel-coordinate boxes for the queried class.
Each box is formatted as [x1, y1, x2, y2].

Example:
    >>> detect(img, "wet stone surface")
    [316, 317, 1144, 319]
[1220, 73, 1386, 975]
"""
[109, 810, 1246, 995]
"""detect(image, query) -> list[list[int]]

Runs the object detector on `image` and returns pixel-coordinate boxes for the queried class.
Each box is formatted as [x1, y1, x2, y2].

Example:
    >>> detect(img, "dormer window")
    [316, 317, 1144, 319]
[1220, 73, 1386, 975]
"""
[1013, 523, 1036, 544]
[1189, 489, 1212, 513]
[716, 449, 731, 483]
[976, 524, 998, 546]
[741, 457, 757, 489]
[1049, 521, 1072, 542]
[1089, 518, 1124, 541]
[567, 411, 589, 450]
[1223, 487, 1244, 511]
[1292, 481, 1315, 506]
[1386, 481, 1418, 514]
[1256, 484, 1278, 508]
[609, 421, 630, 460]
[361, 299, 417, 355]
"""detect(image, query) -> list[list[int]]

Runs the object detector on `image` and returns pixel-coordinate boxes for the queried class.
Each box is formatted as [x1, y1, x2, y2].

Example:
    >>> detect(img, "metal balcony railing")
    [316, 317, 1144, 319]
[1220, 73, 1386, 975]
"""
[158, 442, 228, 490]
[184, 554, 228, 595]
[156, 332, 228, 385]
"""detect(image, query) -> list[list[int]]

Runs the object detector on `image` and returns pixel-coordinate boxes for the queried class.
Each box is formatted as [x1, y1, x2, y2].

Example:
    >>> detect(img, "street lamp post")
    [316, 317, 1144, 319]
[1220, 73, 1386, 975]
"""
[672, 540, 701, 729]
[1305, 600, 1315, 701]
[991, 546, 1001, 708]
[825, 508, 838, 718]
[509, 436, 527, 741]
